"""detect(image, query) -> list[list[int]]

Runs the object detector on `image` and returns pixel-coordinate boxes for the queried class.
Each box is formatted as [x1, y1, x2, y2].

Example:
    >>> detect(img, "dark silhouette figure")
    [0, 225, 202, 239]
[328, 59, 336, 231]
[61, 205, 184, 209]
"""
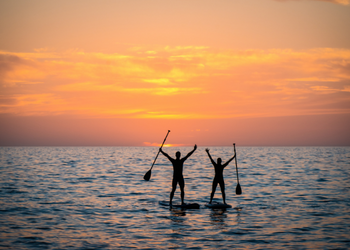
[160, 145, 197, 206]
[205, 148, 236, 204]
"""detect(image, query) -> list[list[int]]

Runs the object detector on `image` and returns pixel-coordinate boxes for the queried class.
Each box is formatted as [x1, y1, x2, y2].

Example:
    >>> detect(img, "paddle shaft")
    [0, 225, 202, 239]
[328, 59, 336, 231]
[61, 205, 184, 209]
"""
[233, 143, 240, 183]
[150, 130, 170, 171]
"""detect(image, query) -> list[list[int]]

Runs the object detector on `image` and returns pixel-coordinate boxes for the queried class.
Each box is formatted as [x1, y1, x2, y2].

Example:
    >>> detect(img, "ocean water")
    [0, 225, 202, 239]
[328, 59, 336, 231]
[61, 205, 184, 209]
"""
[0, 146, 349, 250]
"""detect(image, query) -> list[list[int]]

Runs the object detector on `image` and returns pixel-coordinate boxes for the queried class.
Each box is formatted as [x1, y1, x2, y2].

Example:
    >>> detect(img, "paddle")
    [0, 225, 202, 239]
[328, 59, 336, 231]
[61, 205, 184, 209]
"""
[143, 130, 170, 181]
[233, 143, 242, 195]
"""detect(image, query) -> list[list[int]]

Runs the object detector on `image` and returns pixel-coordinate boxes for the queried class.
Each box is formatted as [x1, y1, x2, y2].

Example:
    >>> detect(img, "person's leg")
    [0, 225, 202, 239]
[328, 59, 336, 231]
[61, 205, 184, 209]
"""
[210, 179, 218, 204]
[179, 177, 185, 205]
[170, 178, 177, 206]
[219, 181, 226, 204]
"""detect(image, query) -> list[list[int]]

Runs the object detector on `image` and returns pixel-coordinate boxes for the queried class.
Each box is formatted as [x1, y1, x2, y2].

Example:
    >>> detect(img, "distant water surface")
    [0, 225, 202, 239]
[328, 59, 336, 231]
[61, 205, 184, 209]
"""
[0, 147, 349, 249]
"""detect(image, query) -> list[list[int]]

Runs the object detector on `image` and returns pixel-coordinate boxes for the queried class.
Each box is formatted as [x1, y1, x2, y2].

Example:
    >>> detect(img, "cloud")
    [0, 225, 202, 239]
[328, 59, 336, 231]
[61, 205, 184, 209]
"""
[143, 78, 173, 85]
[323, 0, 349, 4]
[274, 0, 349, 5]
[0, 47, 349, 119]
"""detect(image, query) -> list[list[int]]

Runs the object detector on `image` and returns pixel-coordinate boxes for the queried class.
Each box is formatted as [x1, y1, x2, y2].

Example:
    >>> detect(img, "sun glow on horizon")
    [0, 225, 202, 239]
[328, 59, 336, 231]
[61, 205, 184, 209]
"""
[143, 142, 186, 147]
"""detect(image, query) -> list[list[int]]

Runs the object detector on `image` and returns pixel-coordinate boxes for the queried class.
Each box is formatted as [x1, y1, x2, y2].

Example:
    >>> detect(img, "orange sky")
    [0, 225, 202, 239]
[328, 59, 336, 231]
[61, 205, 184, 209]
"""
[0, 0, 349, 146]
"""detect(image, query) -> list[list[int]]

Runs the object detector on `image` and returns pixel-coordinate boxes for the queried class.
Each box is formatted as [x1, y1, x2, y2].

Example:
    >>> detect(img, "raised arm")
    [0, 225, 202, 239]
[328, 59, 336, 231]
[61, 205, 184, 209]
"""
[222, 153, 236, 168]
[182, 144, 197, 161]
[205, 148, 216, 166]
[159, 148, 173, 161]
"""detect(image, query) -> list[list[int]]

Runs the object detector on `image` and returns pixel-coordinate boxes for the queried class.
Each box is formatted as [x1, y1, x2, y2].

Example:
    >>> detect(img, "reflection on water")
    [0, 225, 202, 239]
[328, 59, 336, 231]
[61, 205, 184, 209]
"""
[0, 146, 349, 249]
[170, 208, 187, 225]
[209, 209, 228, 229]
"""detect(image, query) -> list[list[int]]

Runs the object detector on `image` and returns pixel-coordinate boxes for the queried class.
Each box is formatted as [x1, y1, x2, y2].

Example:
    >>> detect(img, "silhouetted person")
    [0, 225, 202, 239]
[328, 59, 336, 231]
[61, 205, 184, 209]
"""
[205, 148, 236, 204]
[160, 145, 197, 206]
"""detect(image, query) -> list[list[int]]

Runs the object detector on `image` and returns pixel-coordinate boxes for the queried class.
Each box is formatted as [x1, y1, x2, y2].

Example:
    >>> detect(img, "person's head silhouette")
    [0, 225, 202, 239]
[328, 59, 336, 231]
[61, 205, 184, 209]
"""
[176, 151, 181, 159]
[217, 158, 222, 165]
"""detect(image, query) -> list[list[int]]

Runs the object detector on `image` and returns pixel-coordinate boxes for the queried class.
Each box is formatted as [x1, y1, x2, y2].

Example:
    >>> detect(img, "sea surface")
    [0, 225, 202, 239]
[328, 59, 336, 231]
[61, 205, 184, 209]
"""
[0, 146, 349, 249]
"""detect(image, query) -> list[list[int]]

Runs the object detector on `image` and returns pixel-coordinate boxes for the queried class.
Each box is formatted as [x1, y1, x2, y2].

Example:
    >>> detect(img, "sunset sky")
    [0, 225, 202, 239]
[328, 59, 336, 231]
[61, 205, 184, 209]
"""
[1, 0, 349, 146]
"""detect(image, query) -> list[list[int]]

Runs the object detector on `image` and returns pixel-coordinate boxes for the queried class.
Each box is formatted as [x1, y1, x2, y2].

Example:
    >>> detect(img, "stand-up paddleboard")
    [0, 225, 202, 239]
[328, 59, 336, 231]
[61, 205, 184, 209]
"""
[159, 201, 200, 209]
[205, 202, 232, 209]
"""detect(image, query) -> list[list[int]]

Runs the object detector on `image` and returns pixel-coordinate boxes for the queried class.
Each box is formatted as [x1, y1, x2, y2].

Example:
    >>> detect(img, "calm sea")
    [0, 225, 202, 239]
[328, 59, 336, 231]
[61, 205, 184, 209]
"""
[0, 146, 349, 249]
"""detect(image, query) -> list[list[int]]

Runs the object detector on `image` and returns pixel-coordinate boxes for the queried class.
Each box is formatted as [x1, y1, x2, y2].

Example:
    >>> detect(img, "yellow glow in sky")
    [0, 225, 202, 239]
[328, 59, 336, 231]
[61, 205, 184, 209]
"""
[1, 47, 349, 119]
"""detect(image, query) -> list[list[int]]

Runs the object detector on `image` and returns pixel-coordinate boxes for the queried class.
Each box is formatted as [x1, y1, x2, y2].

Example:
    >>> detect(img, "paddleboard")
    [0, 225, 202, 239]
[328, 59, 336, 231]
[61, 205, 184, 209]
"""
[205, 202, 232, 209]
[159, 201, 200, 209]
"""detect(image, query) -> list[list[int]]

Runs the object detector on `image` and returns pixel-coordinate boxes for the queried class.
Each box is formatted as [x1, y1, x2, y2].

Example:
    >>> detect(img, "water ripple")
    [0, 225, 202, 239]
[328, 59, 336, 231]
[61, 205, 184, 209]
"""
[0, 146, 349, 249]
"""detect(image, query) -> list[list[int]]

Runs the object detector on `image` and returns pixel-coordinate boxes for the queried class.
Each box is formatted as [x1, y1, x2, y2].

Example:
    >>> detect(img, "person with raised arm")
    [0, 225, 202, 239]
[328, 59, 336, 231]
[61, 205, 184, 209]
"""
[160, 145, 197, 206]
[205, 148, 236, 204]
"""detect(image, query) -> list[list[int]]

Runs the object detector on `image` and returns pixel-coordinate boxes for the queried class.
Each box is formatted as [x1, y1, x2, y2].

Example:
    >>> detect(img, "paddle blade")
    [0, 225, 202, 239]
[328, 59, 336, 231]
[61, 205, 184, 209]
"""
[236, 183, 242, 195]
[143, 169, 151, 181]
